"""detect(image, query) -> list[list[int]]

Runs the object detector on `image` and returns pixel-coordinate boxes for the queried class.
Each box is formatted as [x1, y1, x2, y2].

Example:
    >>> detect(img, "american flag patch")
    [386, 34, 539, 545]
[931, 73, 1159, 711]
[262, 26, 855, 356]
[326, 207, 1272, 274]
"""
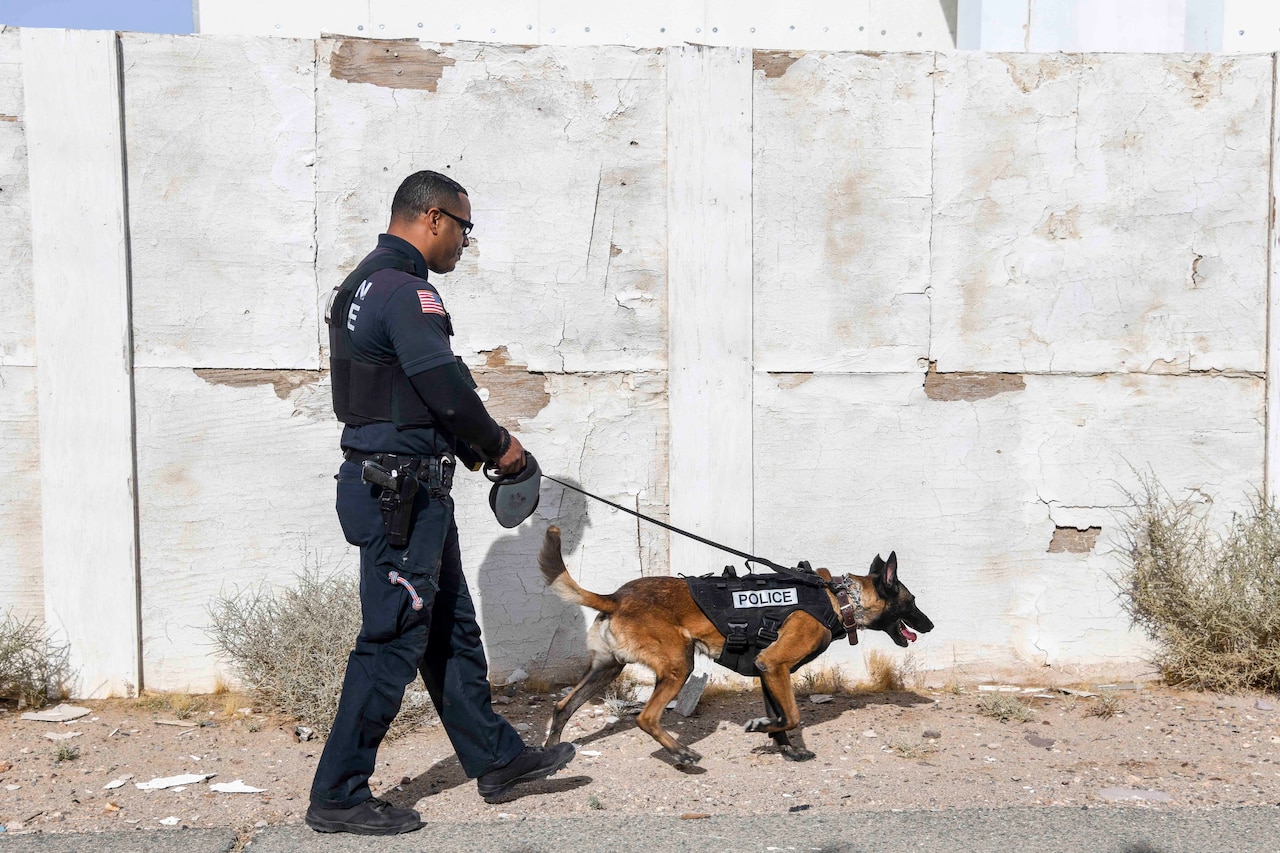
[417, 290, 446, 317]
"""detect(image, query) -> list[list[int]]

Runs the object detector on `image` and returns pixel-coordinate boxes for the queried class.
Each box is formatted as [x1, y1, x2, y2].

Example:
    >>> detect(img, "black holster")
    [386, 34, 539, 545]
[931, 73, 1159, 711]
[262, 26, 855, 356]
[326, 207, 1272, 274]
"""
[361, 461, 420, 549]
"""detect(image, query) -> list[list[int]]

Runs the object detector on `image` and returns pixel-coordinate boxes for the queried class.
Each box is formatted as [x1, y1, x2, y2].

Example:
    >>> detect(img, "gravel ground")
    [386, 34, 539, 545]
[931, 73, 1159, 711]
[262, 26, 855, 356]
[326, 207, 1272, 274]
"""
[2, 681, 1278, 838]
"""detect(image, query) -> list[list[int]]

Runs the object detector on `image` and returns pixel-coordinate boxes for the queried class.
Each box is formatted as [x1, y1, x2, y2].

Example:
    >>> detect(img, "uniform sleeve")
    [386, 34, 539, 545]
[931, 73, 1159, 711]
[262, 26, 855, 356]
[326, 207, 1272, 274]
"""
[384, 283, 457, 377]
[408, 363, 505, 459]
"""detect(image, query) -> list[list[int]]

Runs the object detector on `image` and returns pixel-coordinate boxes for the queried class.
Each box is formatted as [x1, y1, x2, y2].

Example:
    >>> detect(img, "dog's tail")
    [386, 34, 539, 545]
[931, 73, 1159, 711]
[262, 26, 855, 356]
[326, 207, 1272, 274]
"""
[539, 526, 618, 614]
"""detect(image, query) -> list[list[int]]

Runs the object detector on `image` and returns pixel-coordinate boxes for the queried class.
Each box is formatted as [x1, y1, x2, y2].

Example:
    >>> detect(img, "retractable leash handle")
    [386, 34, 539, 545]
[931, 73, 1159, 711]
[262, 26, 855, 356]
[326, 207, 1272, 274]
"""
[485, 452, 542, 528]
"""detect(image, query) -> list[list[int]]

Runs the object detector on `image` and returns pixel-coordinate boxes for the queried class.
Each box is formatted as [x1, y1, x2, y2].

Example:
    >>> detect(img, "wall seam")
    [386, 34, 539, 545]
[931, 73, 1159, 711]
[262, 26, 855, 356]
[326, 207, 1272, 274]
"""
[1266, 52, 1277, 503]
[115, 31, 145, 696]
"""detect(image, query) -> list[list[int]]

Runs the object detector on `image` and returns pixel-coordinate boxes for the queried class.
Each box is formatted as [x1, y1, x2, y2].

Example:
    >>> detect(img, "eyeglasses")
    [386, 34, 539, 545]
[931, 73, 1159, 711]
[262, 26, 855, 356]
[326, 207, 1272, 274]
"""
[437, 207, 474, 236]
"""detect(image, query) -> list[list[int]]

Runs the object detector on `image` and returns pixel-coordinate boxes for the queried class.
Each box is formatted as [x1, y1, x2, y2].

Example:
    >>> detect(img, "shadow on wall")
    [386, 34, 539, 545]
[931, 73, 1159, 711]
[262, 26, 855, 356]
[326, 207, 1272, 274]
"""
[477, 478, 591, 684]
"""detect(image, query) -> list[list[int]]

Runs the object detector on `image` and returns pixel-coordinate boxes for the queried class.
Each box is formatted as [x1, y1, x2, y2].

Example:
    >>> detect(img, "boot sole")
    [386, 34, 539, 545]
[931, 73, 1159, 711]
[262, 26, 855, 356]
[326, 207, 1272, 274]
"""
[478, 752, 575, 803]
[305, 815, 423, 835]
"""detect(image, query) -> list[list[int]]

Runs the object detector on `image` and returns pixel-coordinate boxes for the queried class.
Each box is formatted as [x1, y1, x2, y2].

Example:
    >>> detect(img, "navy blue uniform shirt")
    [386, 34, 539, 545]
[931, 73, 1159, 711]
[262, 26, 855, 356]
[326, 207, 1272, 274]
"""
[340, 234, 456, 456]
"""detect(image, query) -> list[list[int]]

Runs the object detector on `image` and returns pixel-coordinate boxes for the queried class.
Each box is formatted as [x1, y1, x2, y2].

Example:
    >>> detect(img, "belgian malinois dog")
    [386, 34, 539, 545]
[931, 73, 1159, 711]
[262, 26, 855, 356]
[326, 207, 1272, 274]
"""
[538, 526, 934, 764]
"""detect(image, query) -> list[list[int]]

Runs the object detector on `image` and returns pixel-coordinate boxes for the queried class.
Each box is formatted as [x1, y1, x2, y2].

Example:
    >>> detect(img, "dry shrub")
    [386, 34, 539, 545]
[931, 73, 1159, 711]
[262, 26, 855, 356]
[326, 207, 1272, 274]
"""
[977, 693, 1034, 723]
[888, 736, 939, 760]
[207, 567, 436, 738]
[701, 675, 750, 701]
[0, 609, 73, 707]
[1117, 477, 1280, 694]
[1086, 691, 1124, 719]
[602, 673, 640, 716]
[864, 649, 904, 692]
[796, 664, 849, 695]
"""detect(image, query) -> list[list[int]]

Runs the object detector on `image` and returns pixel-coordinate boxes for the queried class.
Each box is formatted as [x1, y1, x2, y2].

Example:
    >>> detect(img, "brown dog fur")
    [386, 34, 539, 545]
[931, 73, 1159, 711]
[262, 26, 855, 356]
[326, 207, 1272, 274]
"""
[537, 525, 933, 764]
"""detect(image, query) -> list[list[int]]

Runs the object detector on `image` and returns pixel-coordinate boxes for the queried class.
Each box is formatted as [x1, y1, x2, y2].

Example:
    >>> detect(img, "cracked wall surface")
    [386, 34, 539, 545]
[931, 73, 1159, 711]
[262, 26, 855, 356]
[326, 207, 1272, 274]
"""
[1, 36, 1274, 689]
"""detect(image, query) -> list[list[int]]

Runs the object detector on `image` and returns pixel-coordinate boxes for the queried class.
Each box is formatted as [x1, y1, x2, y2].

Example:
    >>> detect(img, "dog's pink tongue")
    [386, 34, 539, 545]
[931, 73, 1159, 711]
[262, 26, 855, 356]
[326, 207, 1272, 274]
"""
[900, 622, 917, 642]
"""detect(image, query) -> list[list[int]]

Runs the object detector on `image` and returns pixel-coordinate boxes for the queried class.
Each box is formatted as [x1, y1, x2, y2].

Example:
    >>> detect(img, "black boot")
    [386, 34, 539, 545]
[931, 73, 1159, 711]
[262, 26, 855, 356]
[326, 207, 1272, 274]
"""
[305, 797, 422, 835]
[476, 743, 576, 803]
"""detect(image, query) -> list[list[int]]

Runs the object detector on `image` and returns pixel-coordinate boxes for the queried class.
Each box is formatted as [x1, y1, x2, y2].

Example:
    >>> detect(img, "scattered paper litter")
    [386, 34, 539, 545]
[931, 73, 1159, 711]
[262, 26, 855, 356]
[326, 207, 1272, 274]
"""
[977, 684, 1022, 693]
[210, 780, 266, 794]
[20, 704, 91, 723]
[1096, 787, 1172, 803]
[158, 816, 179, 826]
[136, 773, 214, 791]
[809, 694, 834, 704]
[43, 731, 82, 741]
[578, 750, 602, 757]
[505, 668, 529, 685]
[103, 775, 133, 790]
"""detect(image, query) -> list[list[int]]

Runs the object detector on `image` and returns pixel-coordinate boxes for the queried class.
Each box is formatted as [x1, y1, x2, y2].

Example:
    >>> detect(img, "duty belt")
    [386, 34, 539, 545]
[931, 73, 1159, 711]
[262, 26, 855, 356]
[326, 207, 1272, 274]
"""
[343, 449, 455, 496]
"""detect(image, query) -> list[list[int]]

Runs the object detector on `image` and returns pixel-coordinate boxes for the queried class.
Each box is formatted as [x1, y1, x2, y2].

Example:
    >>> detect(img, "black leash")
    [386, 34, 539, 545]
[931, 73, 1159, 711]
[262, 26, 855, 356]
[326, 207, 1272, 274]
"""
[542, 474, 829, 589]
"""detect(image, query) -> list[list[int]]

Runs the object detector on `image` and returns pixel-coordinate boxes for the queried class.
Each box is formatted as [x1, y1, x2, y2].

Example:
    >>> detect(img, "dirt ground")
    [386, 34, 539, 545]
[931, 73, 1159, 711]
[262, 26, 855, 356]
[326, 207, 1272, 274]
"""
[2, 679, 1278, 839]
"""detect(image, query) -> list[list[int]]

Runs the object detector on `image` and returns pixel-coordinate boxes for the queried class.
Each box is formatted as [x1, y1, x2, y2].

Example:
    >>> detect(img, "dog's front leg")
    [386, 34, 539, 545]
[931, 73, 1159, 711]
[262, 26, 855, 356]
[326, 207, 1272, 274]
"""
[745, 678, 815, 762]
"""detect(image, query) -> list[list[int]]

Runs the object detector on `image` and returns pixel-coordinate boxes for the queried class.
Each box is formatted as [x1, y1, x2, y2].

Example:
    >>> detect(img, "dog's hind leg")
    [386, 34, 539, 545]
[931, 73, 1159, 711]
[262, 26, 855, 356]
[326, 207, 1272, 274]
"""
[545, 654, 625, 746]
[634, 653, 702, 766]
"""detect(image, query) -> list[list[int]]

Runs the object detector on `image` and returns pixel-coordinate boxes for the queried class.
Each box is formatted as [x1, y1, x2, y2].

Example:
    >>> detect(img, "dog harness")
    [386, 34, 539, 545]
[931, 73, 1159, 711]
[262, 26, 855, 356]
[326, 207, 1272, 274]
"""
[684, 568, 849, 677]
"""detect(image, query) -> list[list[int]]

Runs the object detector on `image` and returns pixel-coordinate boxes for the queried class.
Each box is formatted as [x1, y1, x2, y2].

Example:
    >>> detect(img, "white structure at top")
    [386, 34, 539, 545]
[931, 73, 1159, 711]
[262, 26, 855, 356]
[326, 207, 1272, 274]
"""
[960, 0, 1280, 53]
[193, 0, 1280, 52]
[192, 0, 960, 49]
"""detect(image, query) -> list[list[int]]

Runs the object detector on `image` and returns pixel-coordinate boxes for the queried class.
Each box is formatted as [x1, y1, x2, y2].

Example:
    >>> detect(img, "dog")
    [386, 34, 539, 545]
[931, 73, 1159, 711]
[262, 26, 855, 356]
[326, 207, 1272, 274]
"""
[538, 526, 934, 764]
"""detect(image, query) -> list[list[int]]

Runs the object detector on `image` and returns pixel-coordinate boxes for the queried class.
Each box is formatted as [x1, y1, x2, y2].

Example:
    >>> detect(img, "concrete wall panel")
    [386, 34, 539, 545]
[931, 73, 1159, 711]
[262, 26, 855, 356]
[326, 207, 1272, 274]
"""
[124, 34, 318, 370]
[0, 367, 42, 622]
[931, 53, 1270, 373]
[452, 371, 668, 680]
[753, 370, 1262, 681]
[754, 51, 933, 373]
[135, 367, 346, 690]
[315, 41, 667, 374]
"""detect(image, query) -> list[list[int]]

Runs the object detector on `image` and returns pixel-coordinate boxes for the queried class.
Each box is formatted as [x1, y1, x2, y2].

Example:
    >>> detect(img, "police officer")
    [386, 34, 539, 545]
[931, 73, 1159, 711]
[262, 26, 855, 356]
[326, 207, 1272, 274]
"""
[306, 170, 575, 836]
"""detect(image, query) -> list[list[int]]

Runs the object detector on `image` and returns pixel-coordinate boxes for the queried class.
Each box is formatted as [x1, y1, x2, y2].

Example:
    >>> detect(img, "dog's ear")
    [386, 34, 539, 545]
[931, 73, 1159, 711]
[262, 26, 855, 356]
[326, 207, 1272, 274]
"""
[884, 551, 898, 587]
[869, 554, 885, 575]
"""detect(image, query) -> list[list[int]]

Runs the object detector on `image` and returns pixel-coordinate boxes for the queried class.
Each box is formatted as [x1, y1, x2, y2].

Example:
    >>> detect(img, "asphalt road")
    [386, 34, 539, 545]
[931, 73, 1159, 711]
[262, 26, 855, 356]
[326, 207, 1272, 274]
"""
[2, 806, 1277, 853]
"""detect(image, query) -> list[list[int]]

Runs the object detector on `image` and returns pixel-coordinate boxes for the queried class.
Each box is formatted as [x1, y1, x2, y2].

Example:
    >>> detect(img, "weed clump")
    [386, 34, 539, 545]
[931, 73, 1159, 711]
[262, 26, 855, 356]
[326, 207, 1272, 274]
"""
[977, 693, 1034, 723]
[207, 568, 436, 738]
[602, 674, 640, 716]
[1085, 691, 1124, 719]
[1117, 478, 1280, 694]
[796, 664, 849, 695]
[0, 610, 72, 707]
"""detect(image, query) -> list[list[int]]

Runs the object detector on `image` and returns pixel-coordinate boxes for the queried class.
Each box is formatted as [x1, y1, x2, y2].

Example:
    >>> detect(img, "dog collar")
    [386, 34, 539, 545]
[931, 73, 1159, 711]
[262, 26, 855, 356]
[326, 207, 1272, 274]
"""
[833, 575, 864, 645]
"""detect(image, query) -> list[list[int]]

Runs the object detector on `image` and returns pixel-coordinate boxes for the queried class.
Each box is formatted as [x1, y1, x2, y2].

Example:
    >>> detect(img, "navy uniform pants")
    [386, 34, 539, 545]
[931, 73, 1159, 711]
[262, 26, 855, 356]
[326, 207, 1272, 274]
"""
[310, 459, 526, 809]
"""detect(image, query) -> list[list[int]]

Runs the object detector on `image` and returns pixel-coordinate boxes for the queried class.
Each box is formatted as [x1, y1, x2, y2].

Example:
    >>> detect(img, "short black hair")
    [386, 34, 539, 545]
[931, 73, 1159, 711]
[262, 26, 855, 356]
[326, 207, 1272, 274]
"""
[390, 170, 468, 222]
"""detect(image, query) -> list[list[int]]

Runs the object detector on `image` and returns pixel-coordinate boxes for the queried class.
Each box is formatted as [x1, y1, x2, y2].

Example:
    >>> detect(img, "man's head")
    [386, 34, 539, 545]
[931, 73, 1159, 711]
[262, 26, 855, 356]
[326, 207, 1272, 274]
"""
[388, 170, 472, 274]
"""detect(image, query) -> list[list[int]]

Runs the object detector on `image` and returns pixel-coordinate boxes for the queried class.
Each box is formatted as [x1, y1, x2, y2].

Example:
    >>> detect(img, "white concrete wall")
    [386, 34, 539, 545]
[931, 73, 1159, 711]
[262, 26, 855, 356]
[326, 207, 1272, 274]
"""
[1, 32, 1276, 692]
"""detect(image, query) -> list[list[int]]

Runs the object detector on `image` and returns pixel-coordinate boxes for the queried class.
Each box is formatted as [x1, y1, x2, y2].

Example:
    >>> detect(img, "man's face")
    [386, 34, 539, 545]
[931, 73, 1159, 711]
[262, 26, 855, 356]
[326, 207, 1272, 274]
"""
[425, 191, 472, 274]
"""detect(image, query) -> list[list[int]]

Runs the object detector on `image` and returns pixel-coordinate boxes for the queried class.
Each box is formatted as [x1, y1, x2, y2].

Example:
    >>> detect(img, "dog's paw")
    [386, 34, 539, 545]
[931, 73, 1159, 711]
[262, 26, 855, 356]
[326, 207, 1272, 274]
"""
[781, 746, 815, 762]
[673, 746, 702, 766]
[743, 717, 774, 733]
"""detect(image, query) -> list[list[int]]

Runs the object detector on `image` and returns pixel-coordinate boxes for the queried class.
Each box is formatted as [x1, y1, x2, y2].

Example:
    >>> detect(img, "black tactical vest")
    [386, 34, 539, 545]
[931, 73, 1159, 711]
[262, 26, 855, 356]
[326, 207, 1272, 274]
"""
[685, 570, 846, 677]
[326, 254, 437, 428]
